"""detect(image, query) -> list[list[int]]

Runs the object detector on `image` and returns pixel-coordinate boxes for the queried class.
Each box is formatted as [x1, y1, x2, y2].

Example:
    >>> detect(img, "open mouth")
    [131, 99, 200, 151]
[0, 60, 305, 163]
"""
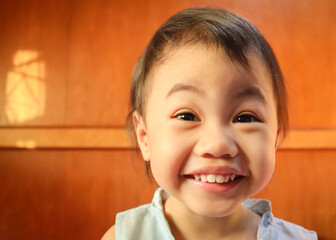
[185, 174, 243, 184]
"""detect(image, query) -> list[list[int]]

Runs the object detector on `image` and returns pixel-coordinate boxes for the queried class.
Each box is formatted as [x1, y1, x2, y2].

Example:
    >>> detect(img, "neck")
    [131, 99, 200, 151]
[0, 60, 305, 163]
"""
[164, 196, 260, 240]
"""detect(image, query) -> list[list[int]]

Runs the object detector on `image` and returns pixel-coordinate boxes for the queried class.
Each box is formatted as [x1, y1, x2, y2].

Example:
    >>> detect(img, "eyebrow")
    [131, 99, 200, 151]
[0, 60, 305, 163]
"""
[234, 86, 267, 106]
[166, 83, 267, 106]
[166, 83, 204, 98]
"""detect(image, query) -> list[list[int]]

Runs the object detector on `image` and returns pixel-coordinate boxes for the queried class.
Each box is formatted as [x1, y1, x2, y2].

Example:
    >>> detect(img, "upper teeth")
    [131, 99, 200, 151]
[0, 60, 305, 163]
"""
[194, 174, 237, 183]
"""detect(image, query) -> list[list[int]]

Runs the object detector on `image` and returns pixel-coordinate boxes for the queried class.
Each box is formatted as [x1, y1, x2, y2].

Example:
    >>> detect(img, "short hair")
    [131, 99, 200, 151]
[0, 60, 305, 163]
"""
[127, 7, 289, 144]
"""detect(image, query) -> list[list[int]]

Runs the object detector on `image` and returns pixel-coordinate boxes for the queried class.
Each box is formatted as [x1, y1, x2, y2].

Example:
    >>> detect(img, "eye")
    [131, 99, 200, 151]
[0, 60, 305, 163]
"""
[233, 113, 261, 123]
[175, 112, 200, 121]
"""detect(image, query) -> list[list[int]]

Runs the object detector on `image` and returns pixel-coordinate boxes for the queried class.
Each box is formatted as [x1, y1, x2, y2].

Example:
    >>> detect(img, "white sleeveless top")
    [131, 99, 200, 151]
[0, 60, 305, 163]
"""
[105, 188, 317, 240]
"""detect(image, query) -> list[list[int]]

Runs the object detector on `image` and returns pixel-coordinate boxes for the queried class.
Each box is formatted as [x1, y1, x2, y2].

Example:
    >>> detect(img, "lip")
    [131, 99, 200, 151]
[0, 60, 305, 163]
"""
[186, 165, 246, 176]
[183, 165, 246, 194]
[186, 175, 244, 194]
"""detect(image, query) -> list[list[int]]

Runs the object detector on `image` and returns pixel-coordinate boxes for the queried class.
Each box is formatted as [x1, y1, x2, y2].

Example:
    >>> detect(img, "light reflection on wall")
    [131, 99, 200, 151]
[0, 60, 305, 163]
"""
[4, 50, 46, 123]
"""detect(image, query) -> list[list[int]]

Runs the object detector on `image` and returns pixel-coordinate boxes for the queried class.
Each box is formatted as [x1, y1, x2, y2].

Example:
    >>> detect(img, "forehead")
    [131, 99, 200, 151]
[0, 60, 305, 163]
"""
[147, 44, 274, 99]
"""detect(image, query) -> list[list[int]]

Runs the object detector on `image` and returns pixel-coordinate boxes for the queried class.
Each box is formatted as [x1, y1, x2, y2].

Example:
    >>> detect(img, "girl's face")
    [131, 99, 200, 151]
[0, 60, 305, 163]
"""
[134, 45, 278, 217]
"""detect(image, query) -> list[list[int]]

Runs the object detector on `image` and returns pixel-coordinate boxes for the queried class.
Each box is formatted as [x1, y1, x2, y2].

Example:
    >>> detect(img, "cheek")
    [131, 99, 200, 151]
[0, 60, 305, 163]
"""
[253, 149, 276, 183]
[149, 130, 195, 186]
[255, 139, 276, 187]
[241, 129, 276, 183]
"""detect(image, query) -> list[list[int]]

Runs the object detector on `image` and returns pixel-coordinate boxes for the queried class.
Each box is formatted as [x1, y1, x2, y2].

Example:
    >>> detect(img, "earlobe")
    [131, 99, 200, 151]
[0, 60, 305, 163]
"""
[133, 111, 150, 161]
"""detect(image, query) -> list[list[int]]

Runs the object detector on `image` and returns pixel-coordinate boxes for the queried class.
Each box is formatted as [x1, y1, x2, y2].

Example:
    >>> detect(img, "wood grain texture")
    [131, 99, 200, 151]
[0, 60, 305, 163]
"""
[255, 150, 336, 240]
[0, 0, 335, 240]
[0, 149, 334, 239]
[1, 0, 335, 127]
[0, 150, 155, 240]
[0, 128, 133, 149]
[0, 128, 336, 149]
[0, 0, 69, 126]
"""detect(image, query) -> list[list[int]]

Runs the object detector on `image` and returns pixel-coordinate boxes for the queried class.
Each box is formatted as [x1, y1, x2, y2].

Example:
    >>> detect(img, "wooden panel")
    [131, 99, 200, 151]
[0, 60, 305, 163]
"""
[0, 1, 335, 240]
[0, 0, 69, 126]
[66, 0, 133, 126]
[257, 0, 336, 128]
[280, 129, 336, 149]
[0, 128, 336, 149]
[64, 0, 336, 127]
[1, 0, 335, 127]
[0, 128, 132, 149]
[0, 149, 334, 239]
[0, 150, 155, 240]
[256, 150, 336, 240]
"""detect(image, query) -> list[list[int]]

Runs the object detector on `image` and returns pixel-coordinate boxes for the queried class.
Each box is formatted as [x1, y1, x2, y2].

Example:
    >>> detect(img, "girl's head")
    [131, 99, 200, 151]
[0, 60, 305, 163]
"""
[128, 8, 288, 217]
[127, 7, 288, 138]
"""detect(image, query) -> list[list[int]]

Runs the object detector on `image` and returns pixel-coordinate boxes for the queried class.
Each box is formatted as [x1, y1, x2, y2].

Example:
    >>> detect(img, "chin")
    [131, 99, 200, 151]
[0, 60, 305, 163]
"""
[188, 200, 241, 218]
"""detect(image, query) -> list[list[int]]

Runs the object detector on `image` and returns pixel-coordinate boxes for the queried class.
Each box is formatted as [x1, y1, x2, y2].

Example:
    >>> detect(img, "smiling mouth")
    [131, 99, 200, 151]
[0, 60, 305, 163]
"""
[185, 174, 243, 183]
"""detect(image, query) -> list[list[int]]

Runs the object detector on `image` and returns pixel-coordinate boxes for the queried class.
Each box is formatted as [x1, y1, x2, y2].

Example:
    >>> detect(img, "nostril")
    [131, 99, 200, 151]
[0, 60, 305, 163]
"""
[202, 153, 214, 158]
[202, 153, 233, 159]
[219, 153, 234, 159]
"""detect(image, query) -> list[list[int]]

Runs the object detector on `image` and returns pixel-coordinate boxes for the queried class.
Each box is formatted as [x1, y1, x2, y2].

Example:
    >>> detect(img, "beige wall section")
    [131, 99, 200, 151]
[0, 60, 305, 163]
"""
[0, 0, 335, 240]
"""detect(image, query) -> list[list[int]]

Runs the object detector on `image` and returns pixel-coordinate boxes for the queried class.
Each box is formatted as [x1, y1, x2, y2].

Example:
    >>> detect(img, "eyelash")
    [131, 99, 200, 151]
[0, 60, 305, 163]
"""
[233, 113, 261, 123]
[174, 112, 200, 121]
[174, 111, 261, 123]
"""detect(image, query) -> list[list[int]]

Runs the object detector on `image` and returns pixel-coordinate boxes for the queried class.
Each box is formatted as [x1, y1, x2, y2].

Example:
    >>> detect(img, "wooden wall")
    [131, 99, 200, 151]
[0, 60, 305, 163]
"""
[0, 0, 335, 239]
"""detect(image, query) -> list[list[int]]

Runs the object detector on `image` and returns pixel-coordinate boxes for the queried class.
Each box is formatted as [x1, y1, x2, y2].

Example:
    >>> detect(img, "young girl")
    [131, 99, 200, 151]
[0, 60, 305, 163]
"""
[102, 7, 317, 240]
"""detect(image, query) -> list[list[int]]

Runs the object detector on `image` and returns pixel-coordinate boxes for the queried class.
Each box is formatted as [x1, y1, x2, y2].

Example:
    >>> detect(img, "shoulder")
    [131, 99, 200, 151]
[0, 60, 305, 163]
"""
[243, 199, 317, 240]
[117, 188, 167, 225]
[269, 217, 318, 240]
[109, 189, 173, 240]
[101, 225, 115, 240]
[100, 204, 151, 240]
[116, 203, 159, 231]
[117, 202, 153, 222]
[116, 201, 173, 239]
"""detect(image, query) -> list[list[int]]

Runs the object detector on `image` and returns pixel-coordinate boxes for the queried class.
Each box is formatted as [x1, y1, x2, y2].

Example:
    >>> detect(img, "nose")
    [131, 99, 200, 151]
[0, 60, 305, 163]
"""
[194, 125, 238, 159]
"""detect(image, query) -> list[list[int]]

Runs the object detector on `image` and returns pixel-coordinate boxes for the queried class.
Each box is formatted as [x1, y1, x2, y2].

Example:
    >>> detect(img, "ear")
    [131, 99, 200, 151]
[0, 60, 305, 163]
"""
[133, 111, 150, 161]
